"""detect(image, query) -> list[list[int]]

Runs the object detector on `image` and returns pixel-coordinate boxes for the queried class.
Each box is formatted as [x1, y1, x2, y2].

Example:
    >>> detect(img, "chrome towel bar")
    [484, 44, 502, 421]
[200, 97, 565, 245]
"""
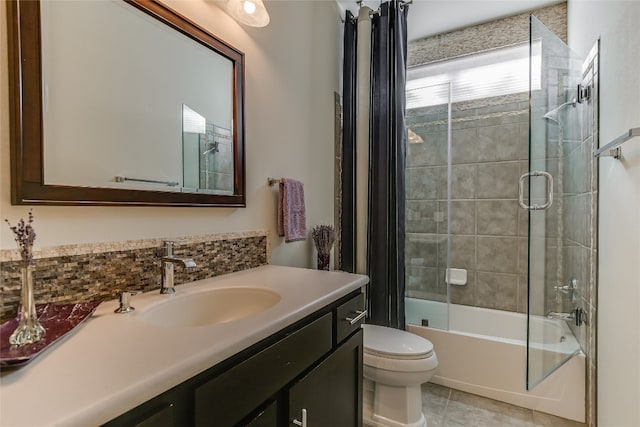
[114, 176, 180, 187]
[114, 176, 179, 187]
[594, 127, 640, 159]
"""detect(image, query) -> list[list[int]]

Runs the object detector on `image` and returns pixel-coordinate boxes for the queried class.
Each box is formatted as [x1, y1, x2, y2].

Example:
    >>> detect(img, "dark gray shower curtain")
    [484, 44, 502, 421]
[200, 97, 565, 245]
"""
[340, 2, 408, 329]
[340, 10, 357, 274]
[367, 1, 408, 328]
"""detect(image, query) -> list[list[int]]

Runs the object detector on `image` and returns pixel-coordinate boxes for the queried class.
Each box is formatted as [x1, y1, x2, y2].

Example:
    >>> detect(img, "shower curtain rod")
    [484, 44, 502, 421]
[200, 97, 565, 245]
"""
[369, 0, 413, 16]
[342, 0, 413, 22]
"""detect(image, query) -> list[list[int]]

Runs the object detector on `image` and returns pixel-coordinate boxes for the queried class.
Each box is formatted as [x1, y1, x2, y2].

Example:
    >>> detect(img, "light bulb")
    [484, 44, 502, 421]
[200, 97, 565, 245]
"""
[225, 0, 270, 27]
[243, 0, 256, 15]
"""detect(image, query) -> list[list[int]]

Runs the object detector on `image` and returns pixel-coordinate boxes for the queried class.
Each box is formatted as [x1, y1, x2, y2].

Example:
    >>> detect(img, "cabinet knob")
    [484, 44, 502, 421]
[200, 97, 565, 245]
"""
[292, 408, 307, 427]
[344, 310, 367, 325]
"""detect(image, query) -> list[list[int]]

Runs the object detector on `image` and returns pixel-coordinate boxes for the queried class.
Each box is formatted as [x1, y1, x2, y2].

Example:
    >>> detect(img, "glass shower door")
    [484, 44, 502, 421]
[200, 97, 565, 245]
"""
[404, 81, 452, 331]
[526, 16, 584, 389]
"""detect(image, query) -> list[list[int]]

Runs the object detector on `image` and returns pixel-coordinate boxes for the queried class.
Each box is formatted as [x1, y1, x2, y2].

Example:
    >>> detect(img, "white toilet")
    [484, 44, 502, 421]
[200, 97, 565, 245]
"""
[362, 324, 438, 427]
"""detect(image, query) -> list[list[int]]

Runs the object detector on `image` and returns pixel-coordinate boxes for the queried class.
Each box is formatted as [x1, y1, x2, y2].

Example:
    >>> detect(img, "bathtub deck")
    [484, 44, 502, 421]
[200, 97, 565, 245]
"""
[423, 382, 587, 427]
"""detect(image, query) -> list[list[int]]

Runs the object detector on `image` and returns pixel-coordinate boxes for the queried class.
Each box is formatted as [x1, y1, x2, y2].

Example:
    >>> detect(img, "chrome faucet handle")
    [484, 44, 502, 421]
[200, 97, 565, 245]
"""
[114, 290, 140, 313]
[162, 240, 177, 256]
[554, 277, 578, 303]
[162, 240, 188, 253]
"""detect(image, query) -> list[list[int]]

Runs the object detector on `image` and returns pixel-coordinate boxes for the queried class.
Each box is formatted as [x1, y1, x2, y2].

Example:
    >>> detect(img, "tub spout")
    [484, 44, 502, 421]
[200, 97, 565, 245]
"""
[546, 311, 574, 321]
[547, 308, 587, 327]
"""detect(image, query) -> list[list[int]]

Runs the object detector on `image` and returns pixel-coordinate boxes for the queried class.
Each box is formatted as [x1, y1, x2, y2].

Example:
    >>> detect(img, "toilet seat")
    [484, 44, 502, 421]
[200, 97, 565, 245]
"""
[363, 324, 434, 359]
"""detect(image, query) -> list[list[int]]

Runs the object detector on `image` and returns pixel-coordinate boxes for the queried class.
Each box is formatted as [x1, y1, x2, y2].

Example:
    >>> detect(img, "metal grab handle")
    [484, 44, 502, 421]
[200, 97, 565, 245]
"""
[345, 310, 368, 325]
[292, 409, 307, 427]
[518, 171, 553, 210]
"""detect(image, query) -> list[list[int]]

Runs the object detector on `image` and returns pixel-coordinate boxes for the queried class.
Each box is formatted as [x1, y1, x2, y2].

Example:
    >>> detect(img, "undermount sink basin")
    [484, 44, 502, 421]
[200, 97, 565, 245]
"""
[140, 287, 281, 327]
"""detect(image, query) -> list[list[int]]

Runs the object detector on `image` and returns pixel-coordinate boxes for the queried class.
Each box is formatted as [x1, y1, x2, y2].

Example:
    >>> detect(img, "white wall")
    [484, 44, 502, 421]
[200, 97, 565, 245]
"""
[568, 1, 640, 426]
[0, 0, 342, 269]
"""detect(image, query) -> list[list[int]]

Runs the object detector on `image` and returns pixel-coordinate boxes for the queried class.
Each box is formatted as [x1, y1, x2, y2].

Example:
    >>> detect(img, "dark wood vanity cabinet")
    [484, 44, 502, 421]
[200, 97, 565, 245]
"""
[288, 331, 363, 426]
[103, 290, 365, 427]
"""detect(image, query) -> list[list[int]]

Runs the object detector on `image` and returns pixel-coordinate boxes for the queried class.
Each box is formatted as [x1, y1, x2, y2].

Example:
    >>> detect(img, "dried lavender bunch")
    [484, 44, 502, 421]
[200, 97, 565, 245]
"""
[5, 210, 36, 265]
[311, 224, 335, 255]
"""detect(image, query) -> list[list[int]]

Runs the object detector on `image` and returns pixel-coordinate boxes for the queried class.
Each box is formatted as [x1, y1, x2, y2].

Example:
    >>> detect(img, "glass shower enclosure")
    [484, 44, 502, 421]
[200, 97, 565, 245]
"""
[404, 15, 597, 393]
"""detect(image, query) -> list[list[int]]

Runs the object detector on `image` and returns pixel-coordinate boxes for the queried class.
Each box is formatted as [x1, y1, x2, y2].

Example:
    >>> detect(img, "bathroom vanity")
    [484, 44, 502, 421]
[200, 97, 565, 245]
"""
[0, 266, 368, 426]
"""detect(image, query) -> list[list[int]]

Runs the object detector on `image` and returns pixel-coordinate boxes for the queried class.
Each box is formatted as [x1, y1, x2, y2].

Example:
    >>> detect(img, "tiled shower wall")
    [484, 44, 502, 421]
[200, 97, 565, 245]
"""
[0, 231, 268, 321]
[562, 45, 599, 427]
[405, 95, 530, 312]
[203, 124, 234, 193]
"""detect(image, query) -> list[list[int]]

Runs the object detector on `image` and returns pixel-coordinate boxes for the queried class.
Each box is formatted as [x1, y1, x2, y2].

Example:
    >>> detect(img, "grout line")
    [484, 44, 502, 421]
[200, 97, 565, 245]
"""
[441, 385, 453, 425]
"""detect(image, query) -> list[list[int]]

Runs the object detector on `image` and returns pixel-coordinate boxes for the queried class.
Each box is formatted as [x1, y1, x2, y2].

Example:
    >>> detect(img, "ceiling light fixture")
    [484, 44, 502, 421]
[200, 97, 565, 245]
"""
[226, 0, 270, 27]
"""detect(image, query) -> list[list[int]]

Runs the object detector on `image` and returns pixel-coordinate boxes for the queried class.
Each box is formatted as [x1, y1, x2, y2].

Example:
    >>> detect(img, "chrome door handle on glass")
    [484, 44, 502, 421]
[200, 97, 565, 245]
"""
[518, 170, 553, 210]
[345, 310, 368, 325]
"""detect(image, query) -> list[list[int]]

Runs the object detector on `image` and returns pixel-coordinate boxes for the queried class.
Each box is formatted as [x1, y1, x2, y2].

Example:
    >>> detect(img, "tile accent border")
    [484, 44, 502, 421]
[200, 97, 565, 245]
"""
[0, 230, 269, 262]
[0, 230, 269, 321]
[408, 3, 567, 67]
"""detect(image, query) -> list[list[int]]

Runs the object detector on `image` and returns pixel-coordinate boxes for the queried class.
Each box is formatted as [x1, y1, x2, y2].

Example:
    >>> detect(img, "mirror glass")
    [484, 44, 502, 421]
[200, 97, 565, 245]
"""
[9, 0, 245, 206]
[182, 105, 234, 194]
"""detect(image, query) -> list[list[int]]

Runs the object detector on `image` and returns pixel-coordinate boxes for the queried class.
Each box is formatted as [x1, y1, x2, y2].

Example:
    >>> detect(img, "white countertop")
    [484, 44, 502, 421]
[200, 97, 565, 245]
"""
[0, 265, 368, 426]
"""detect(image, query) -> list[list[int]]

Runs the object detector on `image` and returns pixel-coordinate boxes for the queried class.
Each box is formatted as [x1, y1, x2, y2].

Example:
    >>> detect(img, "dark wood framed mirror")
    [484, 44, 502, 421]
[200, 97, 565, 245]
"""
[8, 0, 245, 207]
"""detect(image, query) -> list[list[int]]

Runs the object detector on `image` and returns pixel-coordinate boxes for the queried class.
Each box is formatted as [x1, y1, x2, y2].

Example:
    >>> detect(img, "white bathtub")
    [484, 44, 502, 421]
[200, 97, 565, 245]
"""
[406, 298, 585, 422]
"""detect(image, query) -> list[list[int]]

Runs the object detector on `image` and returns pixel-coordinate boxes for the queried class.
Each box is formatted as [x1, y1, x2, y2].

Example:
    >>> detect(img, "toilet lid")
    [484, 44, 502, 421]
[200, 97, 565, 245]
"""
[363, 324, 434, 360]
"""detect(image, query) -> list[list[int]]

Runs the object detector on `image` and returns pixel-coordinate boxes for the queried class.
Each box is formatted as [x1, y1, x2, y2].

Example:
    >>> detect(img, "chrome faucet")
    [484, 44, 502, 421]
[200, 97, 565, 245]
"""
[160, 241, 196, 294]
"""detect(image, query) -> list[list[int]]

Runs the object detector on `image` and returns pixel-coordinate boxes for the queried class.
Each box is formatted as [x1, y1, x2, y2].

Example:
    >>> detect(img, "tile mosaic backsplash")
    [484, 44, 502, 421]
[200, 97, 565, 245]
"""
[0, 231, 268, 321]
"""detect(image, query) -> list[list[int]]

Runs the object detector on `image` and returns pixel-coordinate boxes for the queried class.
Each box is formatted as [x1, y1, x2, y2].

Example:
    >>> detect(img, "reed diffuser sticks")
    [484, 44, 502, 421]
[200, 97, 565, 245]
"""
[311, 224, 335, 271]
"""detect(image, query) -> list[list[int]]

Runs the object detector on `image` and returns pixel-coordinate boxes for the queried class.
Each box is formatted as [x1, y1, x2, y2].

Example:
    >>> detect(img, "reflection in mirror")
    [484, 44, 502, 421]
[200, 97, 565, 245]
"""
[8, 0, 245, 206]
[182, 105, 234, 194]
[40, 0, 233, 193]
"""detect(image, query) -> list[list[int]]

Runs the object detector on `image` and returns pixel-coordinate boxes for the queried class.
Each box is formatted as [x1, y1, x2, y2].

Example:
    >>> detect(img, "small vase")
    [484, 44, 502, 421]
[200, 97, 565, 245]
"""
[9, 264, 45, 346]
[317, 252, 330, 271]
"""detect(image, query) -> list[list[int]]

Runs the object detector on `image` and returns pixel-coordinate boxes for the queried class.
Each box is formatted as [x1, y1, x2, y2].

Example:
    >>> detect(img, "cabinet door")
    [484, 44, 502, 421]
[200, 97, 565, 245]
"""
[288, 329, 363, 427]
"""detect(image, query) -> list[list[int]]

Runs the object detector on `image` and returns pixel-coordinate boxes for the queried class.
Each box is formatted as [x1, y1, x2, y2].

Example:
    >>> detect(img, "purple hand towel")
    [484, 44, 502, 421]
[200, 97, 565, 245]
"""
[277, 179, 306, 243]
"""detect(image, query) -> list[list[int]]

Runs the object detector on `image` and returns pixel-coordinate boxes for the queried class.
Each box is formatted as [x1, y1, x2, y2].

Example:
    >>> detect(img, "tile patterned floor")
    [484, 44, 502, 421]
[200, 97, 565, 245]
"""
[422, 383, 587, 427]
